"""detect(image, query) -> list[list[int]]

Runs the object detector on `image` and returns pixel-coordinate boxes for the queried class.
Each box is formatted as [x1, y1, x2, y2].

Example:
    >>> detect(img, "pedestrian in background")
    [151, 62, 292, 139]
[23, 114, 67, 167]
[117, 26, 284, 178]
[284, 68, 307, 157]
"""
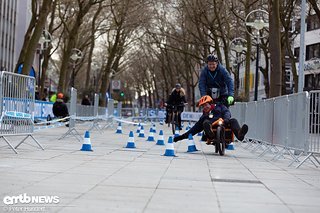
[81, 95, 91, 106]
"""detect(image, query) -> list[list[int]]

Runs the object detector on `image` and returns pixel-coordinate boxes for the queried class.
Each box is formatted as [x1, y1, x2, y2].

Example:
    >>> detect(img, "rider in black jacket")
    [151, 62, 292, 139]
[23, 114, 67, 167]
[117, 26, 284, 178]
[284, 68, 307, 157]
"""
[165, 83, 187, 129]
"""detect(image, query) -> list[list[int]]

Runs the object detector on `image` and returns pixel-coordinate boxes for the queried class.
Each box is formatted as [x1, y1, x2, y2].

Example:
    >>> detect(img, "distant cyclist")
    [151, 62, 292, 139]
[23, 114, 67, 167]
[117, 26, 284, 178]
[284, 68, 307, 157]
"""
[199, 54, 234, 106]
[165, 83, 187, 130]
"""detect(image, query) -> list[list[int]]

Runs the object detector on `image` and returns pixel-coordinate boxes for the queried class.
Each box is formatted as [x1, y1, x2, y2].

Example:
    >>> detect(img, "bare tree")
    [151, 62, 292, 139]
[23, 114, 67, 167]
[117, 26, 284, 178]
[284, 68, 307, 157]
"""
[269, 0, 282, 97]
[17, 0, 53, 76]
[57, 0, 101, 93]
[308, 0, 320, 20]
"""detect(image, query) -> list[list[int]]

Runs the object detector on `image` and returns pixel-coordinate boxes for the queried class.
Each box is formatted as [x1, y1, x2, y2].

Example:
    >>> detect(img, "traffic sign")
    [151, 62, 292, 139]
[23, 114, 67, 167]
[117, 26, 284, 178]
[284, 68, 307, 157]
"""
[112, 80, 121, 90]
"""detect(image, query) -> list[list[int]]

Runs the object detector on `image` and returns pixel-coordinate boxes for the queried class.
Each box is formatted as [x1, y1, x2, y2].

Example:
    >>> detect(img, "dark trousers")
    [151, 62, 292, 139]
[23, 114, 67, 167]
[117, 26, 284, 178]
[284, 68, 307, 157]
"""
[165, 108, 183, 127]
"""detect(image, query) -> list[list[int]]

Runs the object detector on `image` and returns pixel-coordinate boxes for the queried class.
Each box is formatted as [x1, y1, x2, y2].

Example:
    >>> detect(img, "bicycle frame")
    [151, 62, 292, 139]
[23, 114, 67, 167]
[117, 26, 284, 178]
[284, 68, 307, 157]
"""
[167, 104, 184, 134]
[206, 118, 234, 156]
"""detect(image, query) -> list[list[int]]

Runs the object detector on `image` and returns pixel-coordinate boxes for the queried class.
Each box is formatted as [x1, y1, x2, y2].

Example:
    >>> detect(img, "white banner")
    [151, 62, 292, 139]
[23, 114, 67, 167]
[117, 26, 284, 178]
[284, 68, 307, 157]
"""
[181, 112, 202, 121]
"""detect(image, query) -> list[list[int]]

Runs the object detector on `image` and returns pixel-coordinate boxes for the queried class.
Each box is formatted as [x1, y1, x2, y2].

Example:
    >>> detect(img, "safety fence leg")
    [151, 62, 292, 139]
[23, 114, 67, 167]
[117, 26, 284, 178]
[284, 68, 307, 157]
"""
[288, 150, 304, 167]
[59, 128, 82, 142]
[14, 135, 44, 150]
[1, 136, 18, 154]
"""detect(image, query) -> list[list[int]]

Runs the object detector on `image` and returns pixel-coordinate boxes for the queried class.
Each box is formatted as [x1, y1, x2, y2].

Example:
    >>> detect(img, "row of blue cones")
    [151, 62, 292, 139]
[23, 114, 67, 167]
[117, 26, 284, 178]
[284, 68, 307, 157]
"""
[116, 122, 193, 135]
[82, 121, 234, 154]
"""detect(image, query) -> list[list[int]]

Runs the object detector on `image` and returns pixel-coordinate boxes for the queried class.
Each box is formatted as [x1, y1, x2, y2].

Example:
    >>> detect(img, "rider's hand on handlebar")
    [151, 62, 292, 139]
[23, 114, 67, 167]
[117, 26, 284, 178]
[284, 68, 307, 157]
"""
[227, 96, 234, 105]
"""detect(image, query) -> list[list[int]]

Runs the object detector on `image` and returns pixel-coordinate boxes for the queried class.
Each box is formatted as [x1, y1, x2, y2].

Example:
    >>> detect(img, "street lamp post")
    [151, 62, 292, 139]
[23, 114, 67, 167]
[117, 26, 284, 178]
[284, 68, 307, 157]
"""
[38, 30, 52, 92]
[254, 36, 260, 101]
[230, 38, 247, 99]
[245, 9, 269, 101]
[107, 69, 116, 100]
[70, 48, 83, 88]
[92, 63, 99, 92]
[298, 0, 306, 92]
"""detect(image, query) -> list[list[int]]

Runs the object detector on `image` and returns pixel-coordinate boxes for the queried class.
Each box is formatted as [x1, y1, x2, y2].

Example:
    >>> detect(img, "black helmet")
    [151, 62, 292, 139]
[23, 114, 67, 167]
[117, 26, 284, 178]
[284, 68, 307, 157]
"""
[207, 54, 219, 63]
[175, 83, 181, 89]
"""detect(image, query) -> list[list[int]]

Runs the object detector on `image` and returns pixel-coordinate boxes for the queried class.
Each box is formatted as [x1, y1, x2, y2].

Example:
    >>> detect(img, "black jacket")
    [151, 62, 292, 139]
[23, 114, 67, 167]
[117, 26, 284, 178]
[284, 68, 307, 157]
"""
[81, 97, 91, 105]
[53, 100, 69, 118]
[167, 89, 186, 106]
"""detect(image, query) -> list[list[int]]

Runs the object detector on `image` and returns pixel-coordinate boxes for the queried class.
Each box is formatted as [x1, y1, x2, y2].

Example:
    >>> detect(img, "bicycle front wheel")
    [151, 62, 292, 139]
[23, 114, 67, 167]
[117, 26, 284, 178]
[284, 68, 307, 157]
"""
[216, 126, 226, 156]
[171, 113, 176, 135]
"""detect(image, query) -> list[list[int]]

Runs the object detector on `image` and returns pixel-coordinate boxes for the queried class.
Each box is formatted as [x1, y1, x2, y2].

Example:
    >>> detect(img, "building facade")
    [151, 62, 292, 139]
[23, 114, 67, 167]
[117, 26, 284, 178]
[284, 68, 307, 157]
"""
[294, 14, 320, 91]
[0, 0, 31, 72]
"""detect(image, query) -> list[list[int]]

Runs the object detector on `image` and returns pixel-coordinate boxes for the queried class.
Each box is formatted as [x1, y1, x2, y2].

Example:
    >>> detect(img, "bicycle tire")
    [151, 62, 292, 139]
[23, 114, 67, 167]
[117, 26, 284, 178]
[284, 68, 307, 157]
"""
[171, 113, 176, 135]
[167, 112, 172, 127]
[216, 126, 225, 156]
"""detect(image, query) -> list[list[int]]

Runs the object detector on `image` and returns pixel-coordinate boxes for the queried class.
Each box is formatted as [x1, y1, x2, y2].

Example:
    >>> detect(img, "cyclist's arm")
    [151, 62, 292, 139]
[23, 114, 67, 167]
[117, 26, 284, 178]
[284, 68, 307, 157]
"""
[166, 93, 174, 105]
[199, 68, 207, 97]
[222, 67, 234, 97]
[181, 95, 187, 104]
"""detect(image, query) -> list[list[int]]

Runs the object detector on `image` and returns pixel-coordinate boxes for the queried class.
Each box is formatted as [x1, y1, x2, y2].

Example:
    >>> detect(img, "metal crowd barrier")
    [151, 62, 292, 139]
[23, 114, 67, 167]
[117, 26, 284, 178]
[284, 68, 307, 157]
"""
[88, 93, 104, 132]
[103, 98, 114, 129]
[59, 87, 82, 141]
[0, 72, 43, 153]
[300, 91, 320, 168]
[34, 100, 54, 119]
[230, 91, 319, 168]
[59, 90, 111, 139]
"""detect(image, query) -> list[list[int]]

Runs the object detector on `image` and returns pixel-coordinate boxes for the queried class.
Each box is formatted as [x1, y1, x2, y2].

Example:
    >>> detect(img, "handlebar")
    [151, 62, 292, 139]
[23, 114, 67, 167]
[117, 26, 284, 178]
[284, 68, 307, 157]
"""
[166, 103, 187, 108]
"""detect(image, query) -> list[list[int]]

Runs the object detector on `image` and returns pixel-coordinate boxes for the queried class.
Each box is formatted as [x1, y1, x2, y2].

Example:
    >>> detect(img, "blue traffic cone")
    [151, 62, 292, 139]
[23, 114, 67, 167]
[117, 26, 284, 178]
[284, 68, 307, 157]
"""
[187, 134, 198, 152]
[80, 131, 93, 151]
[125, 131, 136, 148]
[174, 129, 180, 137]
[156, 130, 165, 145]
[136, 123, 141, 133]
[186, 122, 191, 131]
[164, 136, 176, 156]
[152, 123, 157, 133]
[116, 122, 122, 134]
[138, 125, 145, 137]
[226, 142, 235, 150]
[147, 127, 155, 142]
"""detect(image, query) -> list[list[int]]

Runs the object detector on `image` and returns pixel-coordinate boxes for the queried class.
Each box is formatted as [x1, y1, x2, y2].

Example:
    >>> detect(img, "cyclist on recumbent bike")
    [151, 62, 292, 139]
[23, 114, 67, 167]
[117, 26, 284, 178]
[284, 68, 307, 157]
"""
[173, 95, 248, 143]
[165, 83, 187, 130]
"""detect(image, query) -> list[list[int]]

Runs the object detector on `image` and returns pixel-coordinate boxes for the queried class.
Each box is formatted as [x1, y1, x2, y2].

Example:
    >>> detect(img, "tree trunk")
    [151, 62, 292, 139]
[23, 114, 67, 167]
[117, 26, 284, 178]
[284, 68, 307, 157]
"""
[85, 3, 102, 90]
[244, 32, 252, 102]
[269, 0, 282, 98]
[14, 0, 37, 73]
[21, 0, 52, 76]
[308, 0, 320, 20]
[58, 1, 94, 93]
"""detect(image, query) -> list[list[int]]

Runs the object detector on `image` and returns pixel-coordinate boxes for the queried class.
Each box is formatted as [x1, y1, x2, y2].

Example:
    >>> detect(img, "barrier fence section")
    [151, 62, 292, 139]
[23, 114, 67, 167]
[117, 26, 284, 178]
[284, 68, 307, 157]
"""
[34, 100, 54, 119]
[230, 91, 319, 168]
[0, 71, 43, 153]
[88, 93, 103, 132]
[302, 91, 320, 168]
[309, 91, 320, 153]
[59, 87, 82, 141]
